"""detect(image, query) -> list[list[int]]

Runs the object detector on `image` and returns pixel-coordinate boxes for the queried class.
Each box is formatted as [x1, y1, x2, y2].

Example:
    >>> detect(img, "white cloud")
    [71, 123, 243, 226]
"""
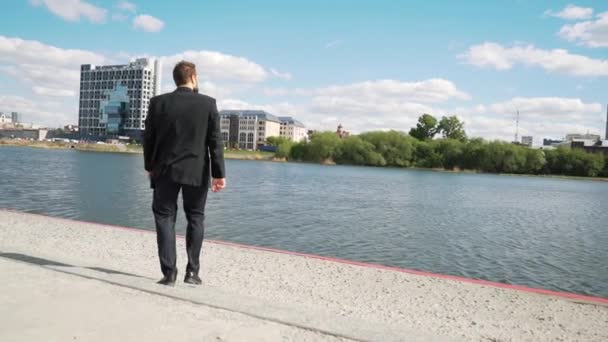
[262, 88, 290, 96]
[133, 14, 164, 32]
[544, 4, 594, 20]
[161, 51, 270, 83]
[116, 0, 136, 13]
[270, 68, 292, 80]
[488, 97, 602, 120]
[218, 99, 299, 115]
[311, 96, 439, 132]
[30, 0, 107, 23]
[228, 79, 468, 133]
[316, 79, 471, 103]
[32, 86, 75, 97]
[0, 35, 106, 67]
[161, 81, 233, 99]
[0, 35, 292, 127]
[459, 97, 604, 142]
[177, 91, 606, 141]
[0, 35, 109, 126]
[0, 94, 71, 127]
[0, 35, 107, 98]
[460, 42, 608, 76]
[558, 12, 608, 48]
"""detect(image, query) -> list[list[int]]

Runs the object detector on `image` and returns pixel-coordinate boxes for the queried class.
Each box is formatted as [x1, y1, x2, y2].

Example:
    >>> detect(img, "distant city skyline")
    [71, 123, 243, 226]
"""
[0, 0, 607, 143]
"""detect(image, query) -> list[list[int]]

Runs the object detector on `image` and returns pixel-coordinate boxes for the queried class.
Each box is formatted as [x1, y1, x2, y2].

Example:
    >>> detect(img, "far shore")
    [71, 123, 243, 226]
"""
[2, 139, 607, 182]
[0, 139, 277, 161]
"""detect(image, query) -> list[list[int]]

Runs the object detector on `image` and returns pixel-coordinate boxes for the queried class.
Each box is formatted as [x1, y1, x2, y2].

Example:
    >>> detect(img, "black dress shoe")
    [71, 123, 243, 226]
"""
[157, 270, 177, 286]
[184, 271, 202, 285]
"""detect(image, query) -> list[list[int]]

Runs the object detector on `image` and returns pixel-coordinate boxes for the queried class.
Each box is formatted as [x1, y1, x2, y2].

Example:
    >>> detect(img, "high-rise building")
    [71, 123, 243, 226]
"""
[11, 112, 21, 124]
[219, 110, 282, 150]
[278, 116, 307, 142]
[78, 58, 161, 140]
[521, 136, 533, 147]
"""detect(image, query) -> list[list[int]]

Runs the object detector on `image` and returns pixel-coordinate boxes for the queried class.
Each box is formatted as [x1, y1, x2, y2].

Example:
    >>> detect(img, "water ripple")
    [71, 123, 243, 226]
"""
[1, 146, 607, 297]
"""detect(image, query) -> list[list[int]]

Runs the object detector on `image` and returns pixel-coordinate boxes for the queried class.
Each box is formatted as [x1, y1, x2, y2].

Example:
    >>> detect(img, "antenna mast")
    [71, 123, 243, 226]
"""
[514, 109, 520, 143]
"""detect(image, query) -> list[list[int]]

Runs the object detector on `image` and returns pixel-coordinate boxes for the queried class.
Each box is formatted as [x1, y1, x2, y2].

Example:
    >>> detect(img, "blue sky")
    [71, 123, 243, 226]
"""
[0, 0, 607, 142]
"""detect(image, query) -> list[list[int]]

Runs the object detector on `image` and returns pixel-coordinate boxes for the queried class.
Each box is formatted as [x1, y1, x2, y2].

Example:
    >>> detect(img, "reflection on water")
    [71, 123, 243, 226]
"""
[1, 146, 607, 297]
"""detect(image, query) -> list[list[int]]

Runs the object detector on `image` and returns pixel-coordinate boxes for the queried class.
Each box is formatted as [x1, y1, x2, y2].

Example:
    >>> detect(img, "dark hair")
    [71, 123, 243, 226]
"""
[172, 61, 196, 86]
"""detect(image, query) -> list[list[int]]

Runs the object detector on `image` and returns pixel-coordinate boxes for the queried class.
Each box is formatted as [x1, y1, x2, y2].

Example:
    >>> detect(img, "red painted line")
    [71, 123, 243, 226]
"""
[3, 208, 608, 305]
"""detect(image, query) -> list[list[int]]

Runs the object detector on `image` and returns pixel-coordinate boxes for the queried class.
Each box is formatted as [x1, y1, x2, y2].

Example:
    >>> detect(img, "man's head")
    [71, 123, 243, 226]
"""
[173, 61, 198, 91]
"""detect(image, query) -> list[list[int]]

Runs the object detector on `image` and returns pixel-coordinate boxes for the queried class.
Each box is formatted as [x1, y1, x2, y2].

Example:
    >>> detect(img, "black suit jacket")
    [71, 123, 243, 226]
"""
[143, 87, 225, 187]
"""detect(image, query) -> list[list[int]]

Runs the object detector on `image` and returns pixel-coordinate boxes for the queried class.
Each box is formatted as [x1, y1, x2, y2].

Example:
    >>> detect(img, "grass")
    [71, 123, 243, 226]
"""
[224, 149, 275, 160]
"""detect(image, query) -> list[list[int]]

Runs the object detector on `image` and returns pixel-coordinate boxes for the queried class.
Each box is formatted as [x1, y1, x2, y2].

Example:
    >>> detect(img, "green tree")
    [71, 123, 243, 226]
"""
[413, 140, 443, 168]
[437, 116, 467, 141]
[289, 142, 309, 161]
[522, 148, 546, 174]
[266, 136, 294, 159]
[544, 148, 605, 177]
[359, 130, 415, 167]
[266, 136, 291, 147]
[274, 141, 294, 159]
[478, 141, 526, 174]
[306, 131, 342, 162]
[335, 136, 386, 166]
[461, 138, 486, 170]
[435, 139, 465, 170]
[601, 154, 608, 177]
[409, 114, 438, 141]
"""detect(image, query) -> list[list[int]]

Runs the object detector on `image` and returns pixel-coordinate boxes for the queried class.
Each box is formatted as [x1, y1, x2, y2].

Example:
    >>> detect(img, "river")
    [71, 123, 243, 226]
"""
[1, 146, 607, 297]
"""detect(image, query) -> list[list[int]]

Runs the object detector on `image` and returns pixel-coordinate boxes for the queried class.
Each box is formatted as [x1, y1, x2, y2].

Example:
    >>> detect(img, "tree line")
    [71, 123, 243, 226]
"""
[266, 114, 607, 177]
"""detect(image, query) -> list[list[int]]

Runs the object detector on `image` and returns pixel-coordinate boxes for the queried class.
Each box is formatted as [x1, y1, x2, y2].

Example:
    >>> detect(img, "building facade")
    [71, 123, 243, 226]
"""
[219, 110, 282, 150]
[78, 58, 161, 141]
[0, 113, 11, 124]
[543, 138, 563, 146]
[337, 123, 350, 138]
[11, 112, 21, 124]
[565, 133, 600, 141]
[521, 136, 533, 147]
[99, 85, 129, 135]
[278, 117, 307, 142]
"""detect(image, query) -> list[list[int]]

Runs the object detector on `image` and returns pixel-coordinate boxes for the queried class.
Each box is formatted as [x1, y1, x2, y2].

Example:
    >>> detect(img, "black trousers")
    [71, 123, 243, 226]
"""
[152, 174, 208, 276]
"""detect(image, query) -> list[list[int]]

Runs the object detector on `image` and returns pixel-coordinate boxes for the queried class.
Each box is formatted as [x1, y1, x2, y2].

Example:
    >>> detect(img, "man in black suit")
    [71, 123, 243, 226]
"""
[144, 61, 226, 286]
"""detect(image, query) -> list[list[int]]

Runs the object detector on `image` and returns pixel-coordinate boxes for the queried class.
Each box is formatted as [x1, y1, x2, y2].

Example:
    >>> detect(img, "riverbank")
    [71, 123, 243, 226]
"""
[2, 140, 607, 181]
[1, 209, 607, 341]
[0, 139, 275, 161]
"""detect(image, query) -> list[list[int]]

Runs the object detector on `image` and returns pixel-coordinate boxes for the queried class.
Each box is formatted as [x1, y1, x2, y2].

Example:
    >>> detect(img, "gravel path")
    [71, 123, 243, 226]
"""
[1, 210, 607, 341]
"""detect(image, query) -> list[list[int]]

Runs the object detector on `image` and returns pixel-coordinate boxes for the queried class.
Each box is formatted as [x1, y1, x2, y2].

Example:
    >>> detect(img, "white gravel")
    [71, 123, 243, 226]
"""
[1, 210, 607, 341]
[0, 258, 350, 342]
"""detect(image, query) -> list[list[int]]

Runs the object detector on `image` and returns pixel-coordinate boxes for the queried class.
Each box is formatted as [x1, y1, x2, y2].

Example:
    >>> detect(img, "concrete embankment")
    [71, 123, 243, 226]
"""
[1, 141, 276, 160]
[0, 210, 607, 341]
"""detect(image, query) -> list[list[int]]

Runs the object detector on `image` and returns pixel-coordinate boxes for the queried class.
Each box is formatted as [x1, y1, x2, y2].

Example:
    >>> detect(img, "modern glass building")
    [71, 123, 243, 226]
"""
[78, 58, 161, 141]
[99, 85, 129, 135]
[11, 112, 21, 124]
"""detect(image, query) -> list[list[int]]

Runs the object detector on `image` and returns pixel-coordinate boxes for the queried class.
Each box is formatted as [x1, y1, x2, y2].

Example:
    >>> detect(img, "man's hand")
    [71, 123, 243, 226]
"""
[211, 178, 226, 192]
